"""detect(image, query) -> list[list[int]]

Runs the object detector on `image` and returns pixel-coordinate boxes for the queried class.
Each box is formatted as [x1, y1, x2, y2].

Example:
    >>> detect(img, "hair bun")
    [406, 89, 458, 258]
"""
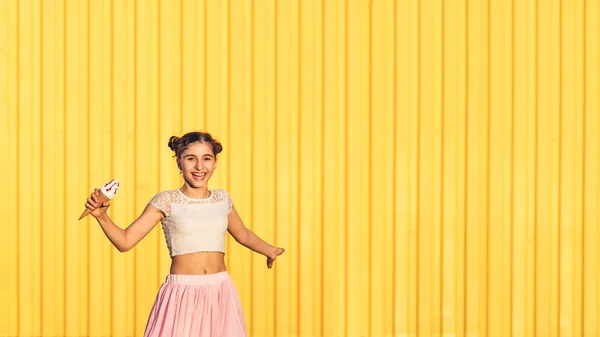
[168, 136, 180, 151]
[214, 142, 223, 155]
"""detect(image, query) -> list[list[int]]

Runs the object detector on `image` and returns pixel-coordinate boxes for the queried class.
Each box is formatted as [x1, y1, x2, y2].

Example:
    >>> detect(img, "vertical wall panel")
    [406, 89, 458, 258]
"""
[1, 0, 600, 336]
[442, 0, 468, 335]
[17, 1, 43, 335]
[322, 1, 345, 335]
[249, 2, 277, 335]
[419, 0, 444, 335]
[465, 0, 490, 335]
[560, 1, 586, 336]
[513, 0, 533, 334]
[395, 0, 418, 335]
[525, 1, 539, 335]
[72, 0, 89, 335]
[537, 0, 562, 336]
[584, 2, 600, 336]
[346, 0, 372, 335]
[1, 1, 19, 336]
[42, 0, 66, 334]
[488, 0, 513, 335]
[371, 0, 396, 336]
[273, 2, 296, 335]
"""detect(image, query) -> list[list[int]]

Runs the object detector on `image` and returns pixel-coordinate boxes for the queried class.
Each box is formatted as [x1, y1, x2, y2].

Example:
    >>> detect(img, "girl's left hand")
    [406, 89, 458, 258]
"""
[267, 247, 285, 269]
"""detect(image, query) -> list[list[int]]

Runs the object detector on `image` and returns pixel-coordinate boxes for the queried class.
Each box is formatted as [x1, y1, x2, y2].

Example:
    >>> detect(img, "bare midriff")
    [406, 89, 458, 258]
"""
[170, 252, 227, 275]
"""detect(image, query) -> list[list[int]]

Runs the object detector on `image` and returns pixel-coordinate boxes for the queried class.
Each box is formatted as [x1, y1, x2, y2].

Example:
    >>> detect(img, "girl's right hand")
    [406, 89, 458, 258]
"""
[85, 188, 111, 218]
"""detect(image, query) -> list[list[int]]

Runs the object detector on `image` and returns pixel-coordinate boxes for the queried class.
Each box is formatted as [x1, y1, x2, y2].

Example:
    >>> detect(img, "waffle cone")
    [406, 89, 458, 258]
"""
[78, 191, 110, 220]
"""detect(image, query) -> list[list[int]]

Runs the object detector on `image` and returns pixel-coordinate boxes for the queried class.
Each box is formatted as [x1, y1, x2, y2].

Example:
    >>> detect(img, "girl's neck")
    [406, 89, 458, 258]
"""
[179, 185, 211, 199]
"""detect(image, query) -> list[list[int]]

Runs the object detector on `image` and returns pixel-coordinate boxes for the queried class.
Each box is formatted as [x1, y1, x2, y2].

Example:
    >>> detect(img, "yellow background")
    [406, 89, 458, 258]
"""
[1, 0, 599, 336]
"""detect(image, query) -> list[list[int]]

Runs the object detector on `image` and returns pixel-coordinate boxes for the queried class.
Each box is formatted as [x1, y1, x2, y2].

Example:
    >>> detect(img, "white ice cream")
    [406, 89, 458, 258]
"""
[100, 179, 120, 199]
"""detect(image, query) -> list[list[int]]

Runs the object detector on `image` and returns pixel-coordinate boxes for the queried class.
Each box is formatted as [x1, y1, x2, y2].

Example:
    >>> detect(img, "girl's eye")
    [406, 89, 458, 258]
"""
[187, 157, 194, 161]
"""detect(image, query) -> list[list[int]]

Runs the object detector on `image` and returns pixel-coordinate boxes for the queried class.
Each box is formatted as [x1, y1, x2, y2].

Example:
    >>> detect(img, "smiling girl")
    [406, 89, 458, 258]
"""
[84, 131, 284, 337]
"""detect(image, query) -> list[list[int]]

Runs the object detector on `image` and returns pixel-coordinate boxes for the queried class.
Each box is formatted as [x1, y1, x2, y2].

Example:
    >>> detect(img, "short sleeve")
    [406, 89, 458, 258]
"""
[148, 191, 171, 217]
[224, 190, 233, 213]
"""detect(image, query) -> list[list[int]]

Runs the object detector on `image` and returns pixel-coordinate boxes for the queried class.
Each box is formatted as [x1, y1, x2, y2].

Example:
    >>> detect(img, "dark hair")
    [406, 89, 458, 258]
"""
[168, 132, 223, 160]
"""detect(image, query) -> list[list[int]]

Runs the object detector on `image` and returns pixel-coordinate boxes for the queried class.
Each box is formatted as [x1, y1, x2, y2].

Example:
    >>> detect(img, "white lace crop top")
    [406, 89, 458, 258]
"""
[148, 189, 232, 256]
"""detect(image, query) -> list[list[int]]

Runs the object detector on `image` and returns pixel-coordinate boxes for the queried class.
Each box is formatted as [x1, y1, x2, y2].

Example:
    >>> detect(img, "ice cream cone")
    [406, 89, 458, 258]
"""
[78, 191, 110, 220]
[79, 179, 120, 220]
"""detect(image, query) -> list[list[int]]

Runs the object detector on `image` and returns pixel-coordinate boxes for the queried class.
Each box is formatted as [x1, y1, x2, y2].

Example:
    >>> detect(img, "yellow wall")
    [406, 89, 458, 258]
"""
[1, 0, 599, 336]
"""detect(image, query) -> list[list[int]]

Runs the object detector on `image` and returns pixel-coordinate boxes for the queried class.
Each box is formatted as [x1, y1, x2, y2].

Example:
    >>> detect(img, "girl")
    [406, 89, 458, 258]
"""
[84, 131, 285, 336]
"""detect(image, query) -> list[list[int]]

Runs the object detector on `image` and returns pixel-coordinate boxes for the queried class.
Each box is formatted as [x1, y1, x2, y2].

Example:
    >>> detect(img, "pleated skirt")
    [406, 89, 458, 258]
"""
[143, 271, 247, 337]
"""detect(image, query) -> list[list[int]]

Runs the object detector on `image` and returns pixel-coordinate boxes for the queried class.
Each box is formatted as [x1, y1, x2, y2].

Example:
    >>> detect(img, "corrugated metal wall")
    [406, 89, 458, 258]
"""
[1, 0, 599, 336]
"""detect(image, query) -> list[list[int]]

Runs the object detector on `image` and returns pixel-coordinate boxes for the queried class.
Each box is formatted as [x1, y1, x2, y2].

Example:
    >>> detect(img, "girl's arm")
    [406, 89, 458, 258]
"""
[227, 205, 284, 267]
[86, 189, 164, 252]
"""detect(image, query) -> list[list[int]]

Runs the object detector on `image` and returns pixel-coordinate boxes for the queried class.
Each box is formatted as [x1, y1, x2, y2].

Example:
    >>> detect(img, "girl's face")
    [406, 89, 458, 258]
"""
[178, 142, 216, 189]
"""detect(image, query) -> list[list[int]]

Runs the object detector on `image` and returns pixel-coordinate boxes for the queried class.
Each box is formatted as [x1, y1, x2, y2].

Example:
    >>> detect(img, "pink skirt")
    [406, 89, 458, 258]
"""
[143, 271, 247, 337]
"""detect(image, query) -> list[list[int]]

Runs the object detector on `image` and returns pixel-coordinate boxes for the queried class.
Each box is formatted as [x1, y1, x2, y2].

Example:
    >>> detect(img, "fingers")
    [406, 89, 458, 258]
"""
[266, 247, 285, 269]
[85, 200, 110, 209]
[91, 189, 100, 202]
[85, 201, 96, 210]
[86, 189, 110, 211]
[267, 256, 276, 268]
[86, 197, 98, 209]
